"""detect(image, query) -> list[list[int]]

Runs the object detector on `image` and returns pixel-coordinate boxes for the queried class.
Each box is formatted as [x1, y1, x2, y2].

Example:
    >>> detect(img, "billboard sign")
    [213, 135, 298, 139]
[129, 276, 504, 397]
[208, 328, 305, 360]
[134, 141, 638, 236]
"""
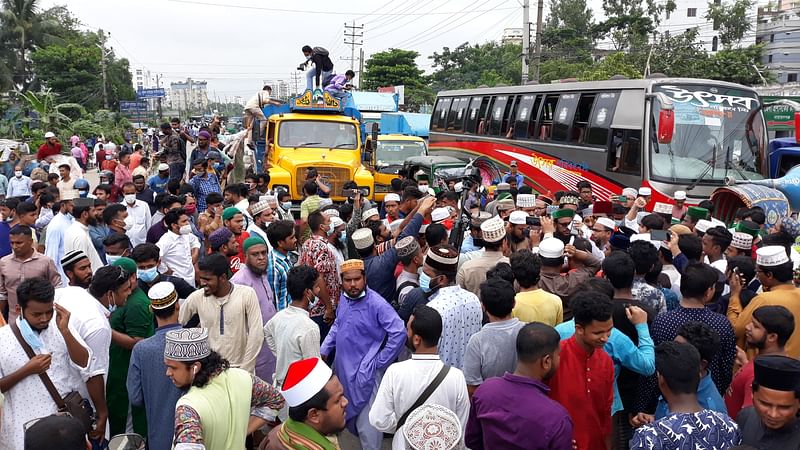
[137, 88, 166, 99]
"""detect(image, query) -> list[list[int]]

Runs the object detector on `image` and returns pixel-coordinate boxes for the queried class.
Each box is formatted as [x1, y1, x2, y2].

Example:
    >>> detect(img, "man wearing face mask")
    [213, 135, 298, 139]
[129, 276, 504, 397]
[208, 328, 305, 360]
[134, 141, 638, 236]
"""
[102, 259, 154, 437]
[130, 243, 196, 300]
[44, 189, 77, 285]
[275, 190, 294, 222]
[102, 203, 132, 243]
[6, 164, 31, 198]
[320, 259, 406, 450]
[102, 232, 132, 265]
[121, 182, 151, 247]
[156, 208, 201, 288]
[326, 216, 346, 271]
[189, 158, 221, 213]
[62, 198, 104, 274]
[299, 211, 337, 333]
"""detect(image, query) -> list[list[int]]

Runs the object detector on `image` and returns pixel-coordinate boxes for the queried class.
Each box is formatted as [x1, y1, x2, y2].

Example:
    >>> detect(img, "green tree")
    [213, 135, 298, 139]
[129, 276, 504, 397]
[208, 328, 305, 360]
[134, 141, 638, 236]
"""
[542, 0, 597, 63]
[538, 59, 588, 84]
[598, 0, 676, 51]
[580, 52, 642, 80]
[362, 48, 433, 111]
[429, 42, 521, 91]
[0, 0, 69, 91]
[705, 0, 755, 47]
[16, 88, 84, 131]
[629, 28, 709, 78]
[706, 44, 772, 85]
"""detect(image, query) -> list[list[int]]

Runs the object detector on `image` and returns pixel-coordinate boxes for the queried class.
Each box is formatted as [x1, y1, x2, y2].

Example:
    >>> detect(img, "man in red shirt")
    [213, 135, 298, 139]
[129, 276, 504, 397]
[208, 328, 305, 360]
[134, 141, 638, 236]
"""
[37, 132, 62, 160]
[725, 305, 794, 419]
[549, 290, 615, 450]
[222, 207, 249, 273]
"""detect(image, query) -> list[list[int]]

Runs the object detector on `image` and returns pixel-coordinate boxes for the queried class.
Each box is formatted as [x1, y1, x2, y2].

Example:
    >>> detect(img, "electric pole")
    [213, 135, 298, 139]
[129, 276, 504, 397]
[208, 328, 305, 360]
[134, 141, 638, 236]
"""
[96, 43, 112, 109]
[522, 0, 530, 83]
[155, 73, 163, 120]
[343, 21, 364, 85]
[533, 0, 544, 82]
[290, 71, 300, 96]
[358, 48, 365, 90]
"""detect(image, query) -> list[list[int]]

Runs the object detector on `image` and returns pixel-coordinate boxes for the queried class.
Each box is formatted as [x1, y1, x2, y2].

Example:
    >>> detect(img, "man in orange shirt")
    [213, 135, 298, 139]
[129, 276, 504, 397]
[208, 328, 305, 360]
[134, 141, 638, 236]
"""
[548, 290, 615, 450]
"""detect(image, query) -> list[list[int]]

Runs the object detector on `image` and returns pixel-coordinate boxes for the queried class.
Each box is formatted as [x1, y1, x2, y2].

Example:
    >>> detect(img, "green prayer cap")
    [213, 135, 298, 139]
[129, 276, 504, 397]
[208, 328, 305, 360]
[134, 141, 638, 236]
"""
[222, 207, 242, 221]
[686, 206, 709, 220]
[736, 221, 760, 238]
[243, 236, 267, 253]
[552, 208, 576, 220]
[111, 256, 137, 275]
[671, 217, 681, 225]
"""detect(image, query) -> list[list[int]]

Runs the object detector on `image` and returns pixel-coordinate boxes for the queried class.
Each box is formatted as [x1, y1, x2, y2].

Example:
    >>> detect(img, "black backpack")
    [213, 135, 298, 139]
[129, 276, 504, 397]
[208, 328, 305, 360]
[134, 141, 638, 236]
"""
[312, 46, 329, 57]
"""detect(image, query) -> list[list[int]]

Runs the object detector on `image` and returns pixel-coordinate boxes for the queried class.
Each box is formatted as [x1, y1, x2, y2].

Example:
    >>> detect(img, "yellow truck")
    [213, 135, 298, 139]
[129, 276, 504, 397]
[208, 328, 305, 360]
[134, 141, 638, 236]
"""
[364, 133, 428, 199]
[255, 90, 374, 202]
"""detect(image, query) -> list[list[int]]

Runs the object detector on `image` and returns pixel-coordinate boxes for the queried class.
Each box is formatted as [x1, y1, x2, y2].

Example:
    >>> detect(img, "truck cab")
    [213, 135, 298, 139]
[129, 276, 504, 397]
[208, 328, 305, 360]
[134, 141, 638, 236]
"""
[253, 90, 374, 203]
[365, 134, 428, 200]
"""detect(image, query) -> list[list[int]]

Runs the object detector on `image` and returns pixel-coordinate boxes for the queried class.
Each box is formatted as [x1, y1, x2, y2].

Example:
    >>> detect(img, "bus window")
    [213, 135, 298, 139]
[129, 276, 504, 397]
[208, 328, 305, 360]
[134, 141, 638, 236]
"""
[489, 96, 508, 136]
[608, 129, 641, 175]
[451, 97, 469, 131]
[465, 97, 483, 133]
[552, 93, 579, 141]
[502, 95, 519, 138]
[572, 94, 596, 142]
[538, 95, 560, 140]
[478, 96, 493, 135]
[446, 97, 465, 131]
[585, 92, 619, 146]
[514, 95, 536, 139]
[434, 98, 452, 131]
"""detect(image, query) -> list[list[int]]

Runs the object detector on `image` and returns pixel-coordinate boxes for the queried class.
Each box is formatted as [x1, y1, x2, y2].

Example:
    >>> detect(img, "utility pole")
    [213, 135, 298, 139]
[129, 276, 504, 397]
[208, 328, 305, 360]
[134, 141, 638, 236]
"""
[522, 0, 530, 83]
[96, 43, 112, 109]
[343, 21, 364, 86]
[532, 0, 544, 83]
[358, 48, 365, 90]
[155, 73, 163, 120]
[290, 71, 300, 96]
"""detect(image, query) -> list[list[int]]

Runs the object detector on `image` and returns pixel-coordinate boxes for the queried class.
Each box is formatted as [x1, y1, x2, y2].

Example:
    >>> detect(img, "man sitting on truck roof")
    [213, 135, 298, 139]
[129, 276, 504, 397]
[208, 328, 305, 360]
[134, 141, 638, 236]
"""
[325, 70, 355, 100]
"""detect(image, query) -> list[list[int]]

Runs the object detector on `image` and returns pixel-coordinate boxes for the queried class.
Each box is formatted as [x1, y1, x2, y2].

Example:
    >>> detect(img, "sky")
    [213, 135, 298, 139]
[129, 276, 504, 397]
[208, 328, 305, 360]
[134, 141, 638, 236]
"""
[40, 0, 528, 101]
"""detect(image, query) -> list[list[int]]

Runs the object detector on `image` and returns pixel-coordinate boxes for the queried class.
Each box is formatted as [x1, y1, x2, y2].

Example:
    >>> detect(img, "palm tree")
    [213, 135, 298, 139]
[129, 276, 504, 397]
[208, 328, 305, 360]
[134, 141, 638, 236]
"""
[0, 0, 62, 91]
[17, 88, 84, 130]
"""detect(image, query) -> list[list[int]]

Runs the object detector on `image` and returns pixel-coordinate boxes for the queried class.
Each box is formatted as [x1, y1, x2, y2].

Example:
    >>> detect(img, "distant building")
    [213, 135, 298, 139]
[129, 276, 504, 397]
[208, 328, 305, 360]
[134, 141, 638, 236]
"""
[232, 96, 245, 106]
[168, 78, 209, 112]
[655, 0, 756, 52]
[757, 7, 800, 84]
[263, 80, 291, 101]
[502, 28, 523, 45]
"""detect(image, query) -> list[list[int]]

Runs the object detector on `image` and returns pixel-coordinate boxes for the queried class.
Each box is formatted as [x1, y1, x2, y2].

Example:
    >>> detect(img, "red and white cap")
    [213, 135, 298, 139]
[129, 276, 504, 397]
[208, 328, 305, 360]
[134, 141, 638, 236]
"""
[281, 358, 333, 407]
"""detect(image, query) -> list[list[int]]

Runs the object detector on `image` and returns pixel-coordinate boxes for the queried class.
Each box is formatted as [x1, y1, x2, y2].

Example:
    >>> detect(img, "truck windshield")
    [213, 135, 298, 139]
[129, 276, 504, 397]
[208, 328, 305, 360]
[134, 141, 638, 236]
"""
[278, 120, 358, 149]
[376, 140, 427, 167]
[650, 84, 766, 184]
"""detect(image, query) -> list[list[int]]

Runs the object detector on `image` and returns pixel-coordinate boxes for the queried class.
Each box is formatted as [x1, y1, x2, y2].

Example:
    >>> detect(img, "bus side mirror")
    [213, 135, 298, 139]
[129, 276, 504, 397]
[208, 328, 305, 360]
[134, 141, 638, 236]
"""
[658, 109, 674, 144]
[795, 112, 800, 144]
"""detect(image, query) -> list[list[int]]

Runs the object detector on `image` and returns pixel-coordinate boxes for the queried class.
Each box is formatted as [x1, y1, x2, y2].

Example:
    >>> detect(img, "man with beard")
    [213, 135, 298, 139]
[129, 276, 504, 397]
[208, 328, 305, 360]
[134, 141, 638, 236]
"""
[166, 328, 284, 449]
[61, 250, 93, 289]
[265, 357, 348, 450]
[507, 210, 530, 252]
[180, 254, 264, 373]
[247, 200, 274, 243]
[44, 189, 77, 286]
[369, 305, 469, 449]
[0, 225, 62, 322]
[223, 207, 250, 274]
[320, 259, 405, 450]
[63, 198, 104, 272]
[231, 236, 278, 384]
[725, 305, 794, 419]
[590, 217, 615, 259]
[465, 322, 572, 449]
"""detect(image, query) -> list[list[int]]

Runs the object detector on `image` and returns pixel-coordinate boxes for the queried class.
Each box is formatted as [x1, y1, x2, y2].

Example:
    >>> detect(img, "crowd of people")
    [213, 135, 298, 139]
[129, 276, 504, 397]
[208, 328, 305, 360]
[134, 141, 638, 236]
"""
[0, 131, 799, 450]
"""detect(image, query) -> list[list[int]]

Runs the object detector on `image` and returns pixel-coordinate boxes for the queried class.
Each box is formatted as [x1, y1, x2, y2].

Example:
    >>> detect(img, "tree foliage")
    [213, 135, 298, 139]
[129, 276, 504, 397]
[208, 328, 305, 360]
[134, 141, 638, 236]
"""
[362, 48, 433, 111]
[542, 0, 597, 63]
[429, 42, 521, 91]
[597, 0, 676, 51]
[580, 52, 641, 80]
[705, 0, 755, 47]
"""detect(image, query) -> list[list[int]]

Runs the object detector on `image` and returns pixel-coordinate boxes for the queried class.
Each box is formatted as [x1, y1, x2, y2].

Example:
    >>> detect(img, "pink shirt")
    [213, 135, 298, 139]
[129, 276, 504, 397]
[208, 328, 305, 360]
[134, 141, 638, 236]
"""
[115, 163, 133, 189]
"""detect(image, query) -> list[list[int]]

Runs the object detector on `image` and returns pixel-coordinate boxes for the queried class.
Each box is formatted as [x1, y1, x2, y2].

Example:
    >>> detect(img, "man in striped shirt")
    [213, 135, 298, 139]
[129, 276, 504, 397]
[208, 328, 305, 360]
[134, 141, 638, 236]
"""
[267, 220, 297, 311]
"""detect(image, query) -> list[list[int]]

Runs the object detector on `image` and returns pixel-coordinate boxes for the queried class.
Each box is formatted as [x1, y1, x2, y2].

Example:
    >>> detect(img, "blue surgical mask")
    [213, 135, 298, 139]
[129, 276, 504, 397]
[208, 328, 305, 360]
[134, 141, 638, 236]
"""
[419, 271, 433, 293]
[338, 231, 347, 244]
[281, 201, 292, 211]
[137, 267, 159, 283]
[106, 254, 122, 265]
[18, 318, 45, 353]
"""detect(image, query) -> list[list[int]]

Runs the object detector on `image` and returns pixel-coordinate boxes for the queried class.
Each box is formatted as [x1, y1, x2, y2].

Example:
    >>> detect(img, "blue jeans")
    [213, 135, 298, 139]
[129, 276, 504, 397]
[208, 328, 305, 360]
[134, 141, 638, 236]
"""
[306, 67, 332, 90]
[168, 161, 185, 183]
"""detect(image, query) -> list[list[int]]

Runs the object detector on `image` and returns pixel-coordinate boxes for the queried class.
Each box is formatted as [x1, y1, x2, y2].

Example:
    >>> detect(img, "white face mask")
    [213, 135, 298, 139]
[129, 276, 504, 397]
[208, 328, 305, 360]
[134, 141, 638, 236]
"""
[124, 194, 136, 205]
[122, 216, 134, 231]
[14, 171, 21, 178]
[418, 184, 429, 193]
[179, 224, 192, 235]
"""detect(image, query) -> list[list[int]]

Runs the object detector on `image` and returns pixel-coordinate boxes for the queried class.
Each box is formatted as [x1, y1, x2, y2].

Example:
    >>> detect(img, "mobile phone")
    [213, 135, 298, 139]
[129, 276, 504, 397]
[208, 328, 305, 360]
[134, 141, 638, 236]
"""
[650, 229, 668, 241]
[615, 195, 628, 202]
[341, 188, 357, 199]
[526, 216, 541, 226]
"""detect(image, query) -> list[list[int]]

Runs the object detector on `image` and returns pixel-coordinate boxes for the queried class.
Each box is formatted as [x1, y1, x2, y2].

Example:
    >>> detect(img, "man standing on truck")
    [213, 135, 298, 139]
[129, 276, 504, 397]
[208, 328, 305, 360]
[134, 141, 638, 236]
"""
[300, 45, 334, 91]
[325, 70, 355, 99]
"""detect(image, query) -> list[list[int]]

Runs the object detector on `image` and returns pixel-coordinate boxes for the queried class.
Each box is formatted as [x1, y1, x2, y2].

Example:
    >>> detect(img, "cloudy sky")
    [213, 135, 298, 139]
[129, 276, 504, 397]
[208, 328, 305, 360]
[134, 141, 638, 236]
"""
[41, 0, 529, 100]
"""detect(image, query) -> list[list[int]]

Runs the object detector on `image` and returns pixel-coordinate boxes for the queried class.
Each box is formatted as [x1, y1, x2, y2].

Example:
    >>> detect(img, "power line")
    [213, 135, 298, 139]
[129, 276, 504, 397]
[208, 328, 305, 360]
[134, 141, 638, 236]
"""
[393, 0, 499, 49]
[165, 0, 517, 15]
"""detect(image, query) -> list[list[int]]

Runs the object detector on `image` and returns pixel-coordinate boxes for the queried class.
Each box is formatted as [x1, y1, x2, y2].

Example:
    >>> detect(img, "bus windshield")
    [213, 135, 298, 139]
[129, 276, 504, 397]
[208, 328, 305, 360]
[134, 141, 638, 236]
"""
[650, 84, 765, 184]
[278, 120, 358, 149]
[376, 140, 427, 167]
